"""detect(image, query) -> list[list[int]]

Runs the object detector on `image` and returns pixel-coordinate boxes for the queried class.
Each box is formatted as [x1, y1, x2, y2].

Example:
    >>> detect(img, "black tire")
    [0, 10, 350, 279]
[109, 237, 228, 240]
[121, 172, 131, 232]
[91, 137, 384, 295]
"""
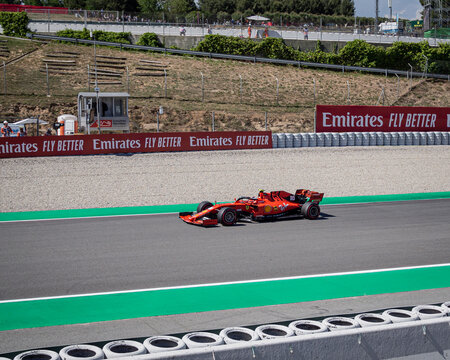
[217, 207, 237, 226]
[197, 201, 213, 213]
[301, 202, 320, 220]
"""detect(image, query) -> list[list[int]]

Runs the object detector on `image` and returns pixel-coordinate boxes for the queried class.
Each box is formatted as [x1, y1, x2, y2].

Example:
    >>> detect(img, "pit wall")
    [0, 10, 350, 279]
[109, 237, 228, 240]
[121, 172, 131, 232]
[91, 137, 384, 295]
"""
[273, 131, 450, 147]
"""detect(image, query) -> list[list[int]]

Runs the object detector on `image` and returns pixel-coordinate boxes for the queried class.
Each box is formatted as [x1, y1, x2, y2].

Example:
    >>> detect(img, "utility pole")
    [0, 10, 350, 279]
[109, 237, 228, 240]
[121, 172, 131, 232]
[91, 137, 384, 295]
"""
[388, 0, 392, 20]
[375, 0, 379, 33]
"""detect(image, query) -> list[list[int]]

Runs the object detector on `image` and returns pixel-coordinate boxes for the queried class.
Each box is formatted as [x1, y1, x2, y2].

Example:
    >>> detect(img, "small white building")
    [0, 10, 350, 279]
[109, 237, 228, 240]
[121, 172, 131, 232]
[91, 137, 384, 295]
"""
[77, 92, 130, 133]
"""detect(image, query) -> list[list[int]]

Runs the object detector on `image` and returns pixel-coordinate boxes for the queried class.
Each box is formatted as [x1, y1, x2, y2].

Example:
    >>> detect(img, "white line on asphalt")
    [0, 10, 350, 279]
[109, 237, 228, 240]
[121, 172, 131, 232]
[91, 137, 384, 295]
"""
[1, 263, 449, 304]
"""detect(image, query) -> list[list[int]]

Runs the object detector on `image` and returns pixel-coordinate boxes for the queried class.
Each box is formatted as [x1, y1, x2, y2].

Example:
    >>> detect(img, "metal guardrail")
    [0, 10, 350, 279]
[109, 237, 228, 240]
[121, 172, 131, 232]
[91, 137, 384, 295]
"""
[26, 33, 450, 80]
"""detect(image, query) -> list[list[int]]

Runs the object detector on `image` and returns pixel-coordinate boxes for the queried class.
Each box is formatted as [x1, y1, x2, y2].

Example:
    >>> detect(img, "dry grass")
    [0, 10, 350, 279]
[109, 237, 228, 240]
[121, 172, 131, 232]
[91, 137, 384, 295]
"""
[1, 37, 449, 132]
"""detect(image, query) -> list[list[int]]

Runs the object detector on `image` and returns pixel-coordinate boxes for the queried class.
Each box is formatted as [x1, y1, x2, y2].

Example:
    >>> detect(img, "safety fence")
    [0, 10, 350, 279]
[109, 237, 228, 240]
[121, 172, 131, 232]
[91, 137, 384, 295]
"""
[2, 302, 449, 359]
[272, 131, 450, 147]
[26, 34, 450, 80]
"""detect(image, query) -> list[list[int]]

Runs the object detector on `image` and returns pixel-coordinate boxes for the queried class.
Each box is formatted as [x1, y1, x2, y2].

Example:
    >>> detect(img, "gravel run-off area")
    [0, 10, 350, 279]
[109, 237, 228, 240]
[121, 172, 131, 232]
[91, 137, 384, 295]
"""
[1, 146, 450, 213]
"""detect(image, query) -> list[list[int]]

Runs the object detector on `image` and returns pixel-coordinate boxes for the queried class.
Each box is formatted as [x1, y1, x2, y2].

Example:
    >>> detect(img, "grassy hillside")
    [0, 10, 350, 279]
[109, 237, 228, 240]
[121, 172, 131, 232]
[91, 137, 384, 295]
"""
[0, 36, 448, 133]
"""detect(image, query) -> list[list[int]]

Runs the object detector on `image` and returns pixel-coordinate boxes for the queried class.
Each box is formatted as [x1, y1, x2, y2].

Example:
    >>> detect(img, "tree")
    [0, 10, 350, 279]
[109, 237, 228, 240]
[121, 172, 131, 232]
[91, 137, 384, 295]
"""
[162, 0, 196, 15]
[138, 0, 160, 15]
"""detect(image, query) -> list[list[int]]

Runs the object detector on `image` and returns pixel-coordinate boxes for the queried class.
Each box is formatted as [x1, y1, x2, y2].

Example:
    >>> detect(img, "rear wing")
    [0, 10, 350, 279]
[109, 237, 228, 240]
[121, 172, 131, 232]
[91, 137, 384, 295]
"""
[295, 189, 324, 203]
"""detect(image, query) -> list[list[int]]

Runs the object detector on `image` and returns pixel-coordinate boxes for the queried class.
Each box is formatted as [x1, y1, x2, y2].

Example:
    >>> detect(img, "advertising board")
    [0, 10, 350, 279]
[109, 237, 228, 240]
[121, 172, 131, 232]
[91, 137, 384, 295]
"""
[0, 131, 272, 159]
[316, 105, 450, 133]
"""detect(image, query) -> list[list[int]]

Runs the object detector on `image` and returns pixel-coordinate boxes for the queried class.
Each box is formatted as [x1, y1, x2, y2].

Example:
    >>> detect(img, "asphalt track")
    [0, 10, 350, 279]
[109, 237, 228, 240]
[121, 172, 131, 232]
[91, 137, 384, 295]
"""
[1, 199, 449, 301]
[1, 198, 450, 353]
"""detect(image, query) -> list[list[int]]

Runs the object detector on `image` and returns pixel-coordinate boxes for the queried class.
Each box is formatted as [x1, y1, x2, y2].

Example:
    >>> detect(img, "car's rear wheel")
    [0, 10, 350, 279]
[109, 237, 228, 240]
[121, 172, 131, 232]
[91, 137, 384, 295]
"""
[301, 202, 320, 220]
[217, 207, 237, 226]
[197, 201, 213, 213]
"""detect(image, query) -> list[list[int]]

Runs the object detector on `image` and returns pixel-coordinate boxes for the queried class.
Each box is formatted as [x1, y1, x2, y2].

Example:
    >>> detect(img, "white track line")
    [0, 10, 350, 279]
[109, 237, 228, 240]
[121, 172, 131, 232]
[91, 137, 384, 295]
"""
[2, 197, 447, 223]
[1, 263, 449, 304]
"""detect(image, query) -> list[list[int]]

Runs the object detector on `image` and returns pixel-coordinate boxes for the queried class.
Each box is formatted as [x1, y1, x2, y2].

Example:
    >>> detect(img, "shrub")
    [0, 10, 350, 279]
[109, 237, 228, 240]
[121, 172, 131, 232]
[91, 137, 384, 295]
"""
[338, 39, 385, 68]
[56, 29, 132, 44]
[0, 12, 30, 37]
[137, 32, 163, 47]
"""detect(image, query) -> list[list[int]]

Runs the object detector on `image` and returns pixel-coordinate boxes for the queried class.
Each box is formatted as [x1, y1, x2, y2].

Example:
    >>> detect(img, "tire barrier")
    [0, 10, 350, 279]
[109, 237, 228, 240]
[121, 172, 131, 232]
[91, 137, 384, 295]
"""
[102, 340, 146, 358]
[354, 313, 391, 327]
[322, 317, 360, 331]
[316, 133, 325, 147]
[181, 332, 224, 349]
[59, 345, 103, 360]
[271, 134, 277, 148]
[288, 320, 328, 335]
[276, 133, 286, 148]
[412, 305, 447, 320]
[219, 327, 259, 344]
[255, 324, 294, 340]
[285, 133, 294, 148]
[13, 350, 60, 360]
[271, 132, 450, 148]
[143, 336, 186, 353]
[382, 309, 419, 323]
[308, 133, 317, 147]
[5, 303, 449, 359]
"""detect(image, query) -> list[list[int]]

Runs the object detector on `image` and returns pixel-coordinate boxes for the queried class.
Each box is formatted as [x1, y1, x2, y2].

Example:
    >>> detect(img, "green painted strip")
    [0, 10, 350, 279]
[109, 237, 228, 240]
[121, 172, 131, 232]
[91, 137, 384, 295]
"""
[1, 266, 449, 331]
[1, 192, 450, 222]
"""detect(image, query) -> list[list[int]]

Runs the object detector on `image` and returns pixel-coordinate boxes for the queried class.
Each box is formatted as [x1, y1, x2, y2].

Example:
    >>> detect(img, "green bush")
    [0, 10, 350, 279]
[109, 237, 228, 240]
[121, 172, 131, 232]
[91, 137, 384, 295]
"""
[137, 32, 163, 47]
[338, 39, 385, 68]
[0, 12, 30, 37]
[56, 29, 132, 44]
[194, 35, 257, 56]
[254, 38, 298, 60]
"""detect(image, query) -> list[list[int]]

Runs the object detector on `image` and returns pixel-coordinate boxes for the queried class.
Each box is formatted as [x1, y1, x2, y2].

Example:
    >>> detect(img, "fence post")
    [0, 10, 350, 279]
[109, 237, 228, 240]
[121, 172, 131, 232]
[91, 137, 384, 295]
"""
[201, 71, 204, 102]
[313, 77, 316, 106]
[212, 111, 215, 131]
[265, 111, 268, 130]
[164, 69, 167, 98]
[346, 80, 350, 104]
[239, 74, 243, 103]
[275, 77, 279, 105]
[46, 63, 50, 97]
[3, 61, 6, 95]
[126, 66, 129, 94]
[47, 9, 50, 33]
[157, 112, 159, 132]
[395, 73, 400, 101]
[84, 10, 87, 29]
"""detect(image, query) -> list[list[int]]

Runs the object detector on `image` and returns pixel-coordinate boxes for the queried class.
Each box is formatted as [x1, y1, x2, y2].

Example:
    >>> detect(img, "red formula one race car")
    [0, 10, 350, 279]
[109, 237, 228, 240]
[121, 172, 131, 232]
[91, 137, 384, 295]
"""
[179, 189, 324, 226]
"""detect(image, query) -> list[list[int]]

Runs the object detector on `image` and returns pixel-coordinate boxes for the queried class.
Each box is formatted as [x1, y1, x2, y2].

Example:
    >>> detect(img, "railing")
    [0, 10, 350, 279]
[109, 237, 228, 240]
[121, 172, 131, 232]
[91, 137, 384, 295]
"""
[26, 33, 450, 80]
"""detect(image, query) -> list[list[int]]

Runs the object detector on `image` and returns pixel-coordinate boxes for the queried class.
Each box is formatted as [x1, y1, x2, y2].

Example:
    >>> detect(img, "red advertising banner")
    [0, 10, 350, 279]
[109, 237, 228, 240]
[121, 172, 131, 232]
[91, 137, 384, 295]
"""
[316, 105, 450, 133]
[0, 131, 272, 159]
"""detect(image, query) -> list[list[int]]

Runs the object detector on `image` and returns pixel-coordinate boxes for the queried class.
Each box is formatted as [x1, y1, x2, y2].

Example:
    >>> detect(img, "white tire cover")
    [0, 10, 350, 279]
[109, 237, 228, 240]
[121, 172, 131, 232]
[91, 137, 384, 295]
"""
[441, 301, 450, 314]
[255, 324, 294, 339]
[181, 332, 223, 349]
[322, 317, 360, 331]
[382, 309, 419, 323]
[219, 327, 259, 344]
[288, 320, 328, 335]
[355, 313, 391, 327]
[59, 345, 103, 360]
[143, 336, 186, 353]
[102, 340, 146, 358]
[412, 305, 446, 320]
[14, 350, 60, 360]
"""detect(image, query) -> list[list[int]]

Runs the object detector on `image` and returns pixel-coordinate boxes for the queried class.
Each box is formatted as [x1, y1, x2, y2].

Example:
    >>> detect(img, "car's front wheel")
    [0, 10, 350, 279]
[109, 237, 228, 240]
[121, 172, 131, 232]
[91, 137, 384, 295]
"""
[217, 207, 237, 226]
[197, 201, 213, 213]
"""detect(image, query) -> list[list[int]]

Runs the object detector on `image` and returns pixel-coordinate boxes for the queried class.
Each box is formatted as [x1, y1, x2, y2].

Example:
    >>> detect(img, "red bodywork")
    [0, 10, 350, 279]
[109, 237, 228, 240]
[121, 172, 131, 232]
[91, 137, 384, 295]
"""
[179, 189, 324, 226]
